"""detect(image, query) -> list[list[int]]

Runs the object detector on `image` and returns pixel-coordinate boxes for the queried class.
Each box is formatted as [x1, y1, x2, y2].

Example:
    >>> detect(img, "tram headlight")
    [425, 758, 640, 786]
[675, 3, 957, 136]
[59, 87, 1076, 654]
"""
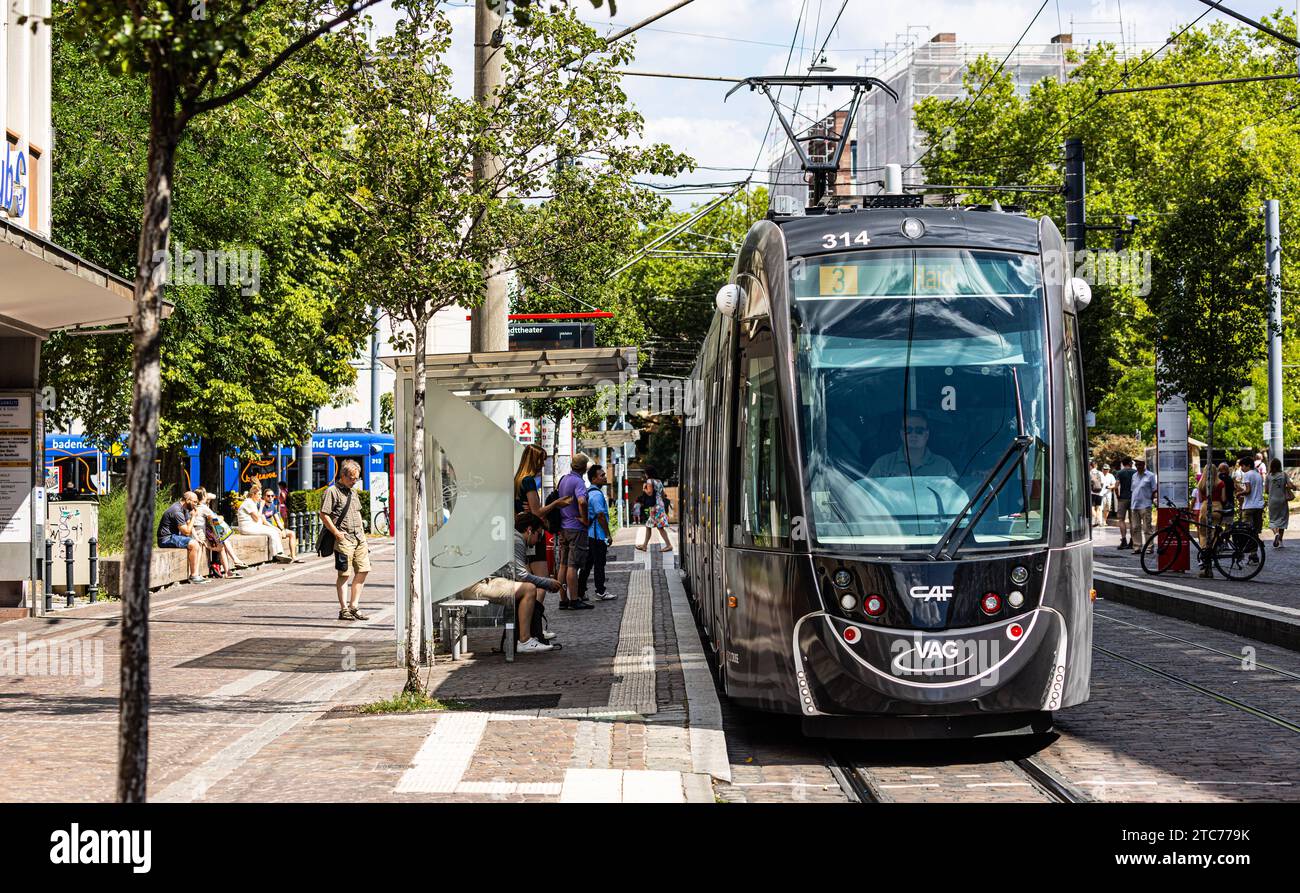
[980, 592, 1002, 615]
[901, 217, 926, 240]
[1008, 590, 1025, 608]
[864, 595, 885, 617]
[832, 569, 853, 588]
[1010, 565, 1029, 585]
[839, 594, 858, 611]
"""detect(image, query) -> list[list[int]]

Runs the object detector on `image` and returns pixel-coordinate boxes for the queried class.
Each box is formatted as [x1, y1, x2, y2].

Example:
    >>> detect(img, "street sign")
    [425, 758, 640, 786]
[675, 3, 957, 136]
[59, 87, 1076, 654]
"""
[1262, 421, 1274, 443]
[516, 418, 536, 445]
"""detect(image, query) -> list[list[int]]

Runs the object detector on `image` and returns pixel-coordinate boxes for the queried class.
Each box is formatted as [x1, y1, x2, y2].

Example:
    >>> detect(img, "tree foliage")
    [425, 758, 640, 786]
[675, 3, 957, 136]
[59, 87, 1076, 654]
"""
[912, 15, 1300, 446]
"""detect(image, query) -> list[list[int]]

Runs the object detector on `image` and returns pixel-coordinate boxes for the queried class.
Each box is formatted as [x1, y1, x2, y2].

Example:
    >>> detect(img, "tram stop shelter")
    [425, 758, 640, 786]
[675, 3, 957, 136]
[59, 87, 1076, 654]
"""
[0, 220, 149, 618]
[384, 346, 638, 660]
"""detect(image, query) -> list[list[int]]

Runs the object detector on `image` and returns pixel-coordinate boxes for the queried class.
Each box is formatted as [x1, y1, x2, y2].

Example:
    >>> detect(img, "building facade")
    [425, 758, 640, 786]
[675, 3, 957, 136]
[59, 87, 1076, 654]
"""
[855, 32, 1079, 189]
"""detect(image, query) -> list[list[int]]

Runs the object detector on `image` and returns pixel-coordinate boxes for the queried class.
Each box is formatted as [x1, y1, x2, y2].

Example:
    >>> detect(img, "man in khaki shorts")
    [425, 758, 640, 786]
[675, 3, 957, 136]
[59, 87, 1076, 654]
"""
[320, 459, 371, 621]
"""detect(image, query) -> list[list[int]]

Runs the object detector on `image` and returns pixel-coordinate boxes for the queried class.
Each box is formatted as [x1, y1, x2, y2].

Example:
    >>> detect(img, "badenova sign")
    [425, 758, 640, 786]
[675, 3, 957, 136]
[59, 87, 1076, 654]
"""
[0, 142, 27, 219]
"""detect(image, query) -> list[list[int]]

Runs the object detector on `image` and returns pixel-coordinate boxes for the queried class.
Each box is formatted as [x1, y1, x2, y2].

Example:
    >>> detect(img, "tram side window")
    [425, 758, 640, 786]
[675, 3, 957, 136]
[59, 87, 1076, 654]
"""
[738, 335, 790, 548]
[1062, 315, 1089, 540]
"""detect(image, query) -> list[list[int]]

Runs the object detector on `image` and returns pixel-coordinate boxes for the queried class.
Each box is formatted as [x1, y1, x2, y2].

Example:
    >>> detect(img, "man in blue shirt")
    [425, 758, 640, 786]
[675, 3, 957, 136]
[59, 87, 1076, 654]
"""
[555, 453, 592, 609]
[578, 464, 616, 602]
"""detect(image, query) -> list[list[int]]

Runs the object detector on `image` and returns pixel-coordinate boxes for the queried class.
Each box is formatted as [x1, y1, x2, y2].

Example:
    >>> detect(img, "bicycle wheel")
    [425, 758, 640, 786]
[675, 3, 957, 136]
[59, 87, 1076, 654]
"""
[1212, 526, 1265, 582]
[1140, 526, 1184, 575]
[374, 510, 389, 536]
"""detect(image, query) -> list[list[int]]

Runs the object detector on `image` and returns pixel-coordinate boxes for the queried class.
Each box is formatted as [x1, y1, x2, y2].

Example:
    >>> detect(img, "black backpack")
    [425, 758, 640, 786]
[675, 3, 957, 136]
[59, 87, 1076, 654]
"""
[543, 488, 564, 535]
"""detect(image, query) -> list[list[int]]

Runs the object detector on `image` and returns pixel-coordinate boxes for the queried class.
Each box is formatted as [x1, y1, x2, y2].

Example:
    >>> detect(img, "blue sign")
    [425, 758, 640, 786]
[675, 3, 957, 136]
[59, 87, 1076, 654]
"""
[0, 143, 26, 219]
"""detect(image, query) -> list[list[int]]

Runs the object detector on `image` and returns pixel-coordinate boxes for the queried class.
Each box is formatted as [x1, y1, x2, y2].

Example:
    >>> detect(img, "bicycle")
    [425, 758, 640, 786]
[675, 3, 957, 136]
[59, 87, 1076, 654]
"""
[372, 493, 390, 536]
[1139, 498, 1265, 582]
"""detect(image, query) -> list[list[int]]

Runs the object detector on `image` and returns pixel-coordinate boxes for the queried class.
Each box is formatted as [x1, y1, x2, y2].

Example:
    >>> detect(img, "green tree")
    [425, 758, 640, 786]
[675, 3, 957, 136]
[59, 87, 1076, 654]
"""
[1147, 173, 1270, 481]
[59, 0, 621, 804]
[912, 16, 1300, 442]
[45, 28, 370, 490]
[286, 1, 685, 694]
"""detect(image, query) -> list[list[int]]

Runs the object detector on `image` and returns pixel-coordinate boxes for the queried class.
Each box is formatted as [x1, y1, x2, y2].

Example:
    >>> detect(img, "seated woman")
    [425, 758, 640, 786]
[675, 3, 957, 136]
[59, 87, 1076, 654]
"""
[238, 482, 299, 563]
[194, 487, 248, 576]
[260, 486, 299, 556]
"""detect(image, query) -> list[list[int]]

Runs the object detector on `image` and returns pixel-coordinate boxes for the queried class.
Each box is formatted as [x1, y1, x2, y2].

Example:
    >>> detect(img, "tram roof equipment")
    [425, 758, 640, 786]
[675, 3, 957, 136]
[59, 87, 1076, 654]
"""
[727, 75, 899, 205]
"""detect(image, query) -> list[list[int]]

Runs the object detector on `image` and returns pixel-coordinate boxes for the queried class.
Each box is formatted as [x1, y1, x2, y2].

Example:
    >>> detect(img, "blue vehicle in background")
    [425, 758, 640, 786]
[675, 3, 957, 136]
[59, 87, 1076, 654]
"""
[44, 429, 394, 504]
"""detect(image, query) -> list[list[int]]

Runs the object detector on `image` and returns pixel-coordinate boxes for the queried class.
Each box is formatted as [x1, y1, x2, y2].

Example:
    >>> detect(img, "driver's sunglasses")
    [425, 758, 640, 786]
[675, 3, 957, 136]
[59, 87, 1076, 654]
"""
[902, 426, 928, 435]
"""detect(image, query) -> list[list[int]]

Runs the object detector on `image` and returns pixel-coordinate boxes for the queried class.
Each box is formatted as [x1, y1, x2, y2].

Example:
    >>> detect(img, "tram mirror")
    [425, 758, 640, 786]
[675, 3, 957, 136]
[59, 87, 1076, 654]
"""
[1068, 277, 1092, 312]
[716, 283, 745, 318]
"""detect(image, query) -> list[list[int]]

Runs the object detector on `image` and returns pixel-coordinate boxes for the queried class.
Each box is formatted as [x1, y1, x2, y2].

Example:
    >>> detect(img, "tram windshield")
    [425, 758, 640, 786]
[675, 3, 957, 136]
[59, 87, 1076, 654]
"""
[793, 248, 1048, 552]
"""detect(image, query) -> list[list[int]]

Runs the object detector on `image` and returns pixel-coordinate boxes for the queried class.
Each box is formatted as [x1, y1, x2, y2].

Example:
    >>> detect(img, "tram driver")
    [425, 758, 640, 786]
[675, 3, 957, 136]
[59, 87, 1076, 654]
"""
[867, 411, 958, 480]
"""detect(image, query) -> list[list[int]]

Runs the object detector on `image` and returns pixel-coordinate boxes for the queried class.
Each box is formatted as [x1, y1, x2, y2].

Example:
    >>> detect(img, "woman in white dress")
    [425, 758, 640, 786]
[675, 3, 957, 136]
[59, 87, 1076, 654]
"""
[239, 482, 295, 563]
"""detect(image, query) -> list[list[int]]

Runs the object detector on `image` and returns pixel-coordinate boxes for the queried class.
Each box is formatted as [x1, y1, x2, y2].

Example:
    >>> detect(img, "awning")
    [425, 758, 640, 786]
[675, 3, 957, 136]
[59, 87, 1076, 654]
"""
[383, 347, 637, 402]
[0, 219, 161, 338]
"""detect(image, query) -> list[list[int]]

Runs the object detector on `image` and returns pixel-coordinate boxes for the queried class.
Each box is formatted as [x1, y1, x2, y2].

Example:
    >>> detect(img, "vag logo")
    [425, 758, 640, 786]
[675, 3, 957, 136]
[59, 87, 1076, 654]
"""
[890, 636, 998, 677]
[909, 585, 954, 602]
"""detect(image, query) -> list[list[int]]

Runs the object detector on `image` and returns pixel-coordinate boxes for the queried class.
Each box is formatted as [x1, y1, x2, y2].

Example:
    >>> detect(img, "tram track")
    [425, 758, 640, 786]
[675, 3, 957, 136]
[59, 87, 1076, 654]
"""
[1092, 644, 1300, 735]
[1094, 610, 1300, 681]
[830, 751, 1085, 803]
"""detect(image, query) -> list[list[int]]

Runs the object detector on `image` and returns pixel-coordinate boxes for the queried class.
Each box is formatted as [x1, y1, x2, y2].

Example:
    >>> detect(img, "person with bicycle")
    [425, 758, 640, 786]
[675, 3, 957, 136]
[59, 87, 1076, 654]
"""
[1196, 463, 1235, 577]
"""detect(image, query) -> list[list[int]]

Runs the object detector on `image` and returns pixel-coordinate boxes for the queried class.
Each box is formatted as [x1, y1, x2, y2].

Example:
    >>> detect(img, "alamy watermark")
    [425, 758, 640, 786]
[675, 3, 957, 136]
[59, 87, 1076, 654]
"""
[596, 375, 705, 426]
[152, 239, 261, 296]
[0, 633, 103, 687]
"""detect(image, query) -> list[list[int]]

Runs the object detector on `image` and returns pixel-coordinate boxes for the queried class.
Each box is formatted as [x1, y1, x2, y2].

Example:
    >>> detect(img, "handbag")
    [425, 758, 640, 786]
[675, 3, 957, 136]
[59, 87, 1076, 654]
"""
[316, 486, 353, 557]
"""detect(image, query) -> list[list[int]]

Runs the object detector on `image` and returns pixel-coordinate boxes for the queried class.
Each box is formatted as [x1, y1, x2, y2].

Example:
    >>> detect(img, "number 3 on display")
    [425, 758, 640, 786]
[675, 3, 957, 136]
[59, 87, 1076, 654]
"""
[822, 231, 870, 249]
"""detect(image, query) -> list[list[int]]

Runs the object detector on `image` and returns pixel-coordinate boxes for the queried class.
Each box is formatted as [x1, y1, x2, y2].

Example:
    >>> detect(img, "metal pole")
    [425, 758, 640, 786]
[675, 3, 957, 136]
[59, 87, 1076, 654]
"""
[370, 306, 382, 432]
[1266, 199, 1285, 463]
[63, 541, 74, 608]
[470, 0, 508, 357]
[299, 437, 314, 491]
[43, 539, 52, 612]
[87, 537, 100, 603]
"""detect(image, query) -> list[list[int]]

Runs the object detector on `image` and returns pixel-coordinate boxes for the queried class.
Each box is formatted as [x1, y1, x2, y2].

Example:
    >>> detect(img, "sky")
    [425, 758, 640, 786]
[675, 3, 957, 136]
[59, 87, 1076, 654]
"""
[364, 0, 1300, 197]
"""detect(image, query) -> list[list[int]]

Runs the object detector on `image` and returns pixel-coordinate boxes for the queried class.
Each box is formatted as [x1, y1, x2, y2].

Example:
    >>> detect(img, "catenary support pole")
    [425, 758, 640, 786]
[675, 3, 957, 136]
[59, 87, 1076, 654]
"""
[370, 306, 381, 432]
[1266, 199, 1285, 463]
[470, 0, 507, 358]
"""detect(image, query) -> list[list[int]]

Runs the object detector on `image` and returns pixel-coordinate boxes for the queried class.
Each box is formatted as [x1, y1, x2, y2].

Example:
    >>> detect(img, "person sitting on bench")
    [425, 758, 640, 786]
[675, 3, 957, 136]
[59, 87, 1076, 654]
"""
[461, 513, 561, 654]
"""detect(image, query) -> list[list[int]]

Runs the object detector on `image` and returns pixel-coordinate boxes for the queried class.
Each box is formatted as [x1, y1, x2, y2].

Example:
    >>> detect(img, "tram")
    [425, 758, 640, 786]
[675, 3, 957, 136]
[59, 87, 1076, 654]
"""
[679, 203, 1095, 738]
[44, 429, 394, 498]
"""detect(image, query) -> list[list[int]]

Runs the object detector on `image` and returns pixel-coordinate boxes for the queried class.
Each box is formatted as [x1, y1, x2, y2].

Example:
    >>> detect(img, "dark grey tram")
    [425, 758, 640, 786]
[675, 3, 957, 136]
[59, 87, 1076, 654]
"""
[679, 204, 1095, 738]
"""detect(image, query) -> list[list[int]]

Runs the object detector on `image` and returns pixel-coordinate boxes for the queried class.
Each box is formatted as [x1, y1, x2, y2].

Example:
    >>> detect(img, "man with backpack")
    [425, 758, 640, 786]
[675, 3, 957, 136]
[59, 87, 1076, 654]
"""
[578, 464, 615, 602]
[554, 453, 593, 610]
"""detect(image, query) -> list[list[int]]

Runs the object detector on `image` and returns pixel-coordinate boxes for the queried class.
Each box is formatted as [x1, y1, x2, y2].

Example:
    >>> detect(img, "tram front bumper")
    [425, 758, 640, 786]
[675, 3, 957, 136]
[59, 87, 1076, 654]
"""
[793, 607, 1069, 717]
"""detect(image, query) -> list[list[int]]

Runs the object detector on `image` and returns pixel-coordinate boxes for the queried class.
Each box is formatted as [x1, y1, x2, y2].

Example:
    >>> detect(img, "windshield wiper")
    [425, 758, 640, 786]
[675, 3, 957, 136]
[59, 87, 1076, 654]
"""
[929, 434, 1035, 561]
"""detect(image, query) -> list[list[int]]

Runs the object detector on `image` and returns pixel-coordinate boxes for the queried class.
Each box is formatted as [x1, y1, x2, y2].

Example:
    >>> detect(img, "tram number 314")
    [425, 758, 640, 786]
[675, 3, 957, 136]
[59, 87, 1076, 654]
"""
[821, 230, 871, 249]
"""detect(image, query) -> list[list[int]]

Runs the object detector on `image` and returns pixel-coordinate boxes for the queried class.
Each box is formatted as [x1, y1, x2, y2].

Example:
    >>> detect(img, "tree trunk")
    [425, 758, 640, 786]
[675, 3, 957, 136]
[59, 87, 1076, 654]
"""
[157, 444, 186, 498]
[199, 440, 225, 497]
[119, 71, 181, 804]
[403, 307, 431, 696]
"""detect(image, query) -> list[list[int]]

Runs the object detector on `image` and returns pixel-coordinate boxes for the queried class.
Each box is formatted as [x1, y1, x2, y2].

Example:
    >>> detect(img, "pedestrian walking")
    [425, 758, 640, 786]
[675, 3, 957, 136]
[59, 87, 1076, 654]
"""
[554, 453, 593, 610]
[1114, 457, 1136, 548]
[1238, 456, 1265, 535]
[319, 459, 371, 620]
[1266, 458, 1294, 548]
[1128, 459, 1157, 553]
[1100, 464, 1116, 524]
[1089, 459, 1103, 526]
[578, 464, 614, 601]
[636, 465, 673, 552]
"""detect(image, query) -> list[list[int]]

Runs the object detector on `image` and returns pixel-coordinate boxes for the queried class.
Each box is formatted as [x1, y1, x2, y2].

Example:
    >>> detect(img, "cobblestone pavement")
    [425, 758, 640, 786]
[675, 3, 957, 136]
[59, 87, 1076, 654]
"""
[0, 527, 722, 803]
[714, 598, 1299, 803]
[1092, 520, 1300, 619]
